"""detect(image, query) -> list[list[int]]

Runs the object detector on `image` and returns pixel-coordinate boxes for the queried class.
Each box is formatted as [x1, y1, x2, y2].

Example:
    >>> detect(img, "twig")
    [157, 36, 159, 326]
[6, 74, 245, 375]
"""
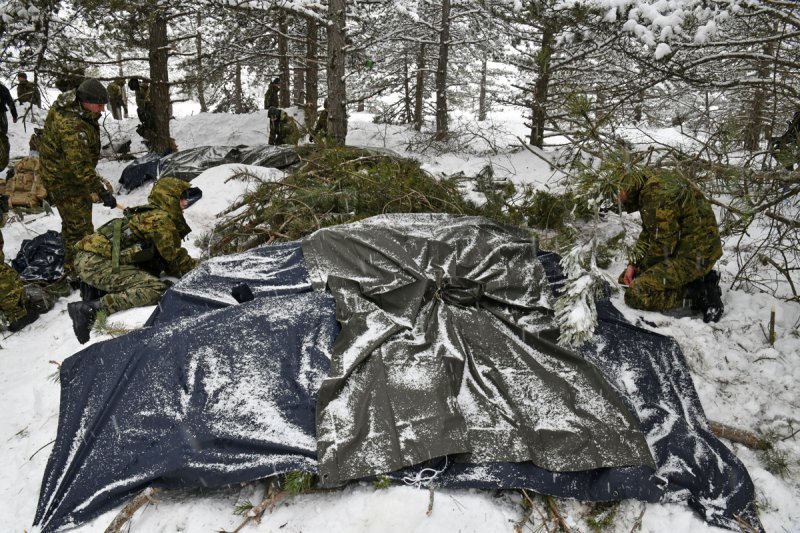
[629, 503, 646, 532]
[546, 495, 570, 533]
[28, 439, 56, 461]
[225, 479, 289, 533]
[104, 487, 160, 533]
[514, 490, 534, 533]
[734, 514, 759, 533]
[426, 485, 434, 516]
[708, 420, 771, 450]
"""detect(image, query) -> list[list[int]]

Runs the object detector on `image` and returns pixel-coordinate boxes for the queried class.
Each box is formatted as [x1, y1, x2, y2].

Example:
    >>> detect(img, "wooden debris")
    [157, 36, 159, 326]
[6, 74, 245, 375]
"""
[709, 420, 771, 450]
[546, 495, 571, 533]
[104, 487, 160, 533]
[225, 479, 289, 533]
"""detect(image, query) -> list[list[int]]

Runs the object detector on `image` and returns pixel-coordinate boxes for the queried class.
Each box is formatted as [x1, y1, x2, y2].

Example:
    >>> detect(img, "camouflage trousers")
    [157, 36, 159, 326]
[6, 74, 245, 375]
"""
[41, 180, 94, 278]
[0, 262, 27, 323]
[622, 256, 713, 311]
[0, 112, 9, 170]
[74, 251, 170, 315]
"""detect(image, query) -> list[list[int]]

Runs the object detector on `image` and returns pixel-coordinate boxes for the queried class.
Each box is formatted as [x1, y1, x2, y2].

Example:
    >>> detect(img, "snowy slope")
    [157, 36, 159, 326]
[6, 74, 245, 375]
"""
[0, 100, 797, 533]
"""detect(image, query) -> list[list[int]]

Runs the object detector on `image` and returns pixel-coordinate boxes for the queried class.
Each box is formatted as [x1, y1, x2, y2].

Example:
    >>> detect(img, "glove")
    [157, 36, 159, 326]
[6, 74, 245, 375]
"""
[99, 191, 117, 209]
[0, 194, 8, 214]
[231, 283, 254, 304]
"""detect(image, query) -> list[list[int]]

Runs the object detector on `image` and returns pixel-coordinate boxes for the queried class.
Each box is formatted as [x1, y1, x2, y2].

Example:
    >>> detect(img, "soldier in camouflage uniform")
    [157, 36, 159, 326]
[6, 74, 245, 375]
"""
[268, 107, 302, 146]
[130, 78, 156, 150]
[16, 73, 41, 108]
[618, 170, 724, 322]
[264, 77, 280, 109]
[68, 177, 202, 344]
[0, 82, 18, 171]
[38, 78, 118, 280]
[106, 78, 128, 120]
[0, 222, 54, 331]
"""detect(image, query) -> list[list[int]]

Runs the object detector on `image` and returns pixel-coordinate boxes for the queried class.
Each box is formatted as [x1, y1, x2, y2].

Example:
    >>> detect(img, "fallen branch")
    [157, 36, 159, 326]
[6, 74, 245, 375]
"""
[709, 420, 771, 450]
[426, 485, 434, 516]
[226, 479, 289, 533]
[104, 487, 160, 533]
[546, 495, 571, 533]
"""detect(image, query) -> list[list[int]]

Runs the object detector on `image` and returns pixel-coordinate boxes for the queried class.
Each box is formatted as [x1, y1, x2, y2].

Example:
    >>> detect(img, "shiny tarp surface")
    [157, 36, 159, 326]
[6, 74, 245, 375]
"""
[33, 214, 759, 532]
[11, 229, 65, 282]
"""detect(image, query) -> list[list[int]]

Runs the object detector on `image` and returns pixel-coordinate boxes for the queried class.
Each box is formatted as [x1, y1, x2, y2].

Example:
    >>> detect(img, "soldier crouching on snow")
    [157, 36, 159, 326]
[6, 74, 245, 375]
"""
[68, 178, 202, 344]
[0, 223, 54, 332]
[617, 169, 724, 323]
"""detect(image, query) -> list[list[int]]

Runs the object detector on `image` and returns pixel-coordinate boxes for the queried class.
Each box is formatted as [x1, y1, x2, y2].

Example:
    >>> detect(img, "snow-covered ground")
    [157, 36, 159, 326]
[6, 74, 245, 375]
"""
[1, 99, 798, 532]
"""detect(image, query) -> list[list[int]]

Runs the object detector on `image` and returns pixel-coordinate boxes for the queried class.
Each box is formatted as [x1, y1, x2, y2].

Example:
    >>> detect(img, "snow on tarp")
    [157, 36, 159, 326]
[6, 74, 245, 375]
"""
[119, 144, 299, 191]
[33, 214, 761, 532]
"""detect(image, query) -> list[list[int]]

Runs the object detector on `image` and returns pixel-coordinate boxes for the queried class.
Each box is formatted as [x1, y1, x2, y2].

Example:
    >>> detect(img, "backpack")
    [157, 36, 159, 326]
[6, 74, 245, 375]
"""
[0, 157, 48, 208]
[96, 206, 156, 272]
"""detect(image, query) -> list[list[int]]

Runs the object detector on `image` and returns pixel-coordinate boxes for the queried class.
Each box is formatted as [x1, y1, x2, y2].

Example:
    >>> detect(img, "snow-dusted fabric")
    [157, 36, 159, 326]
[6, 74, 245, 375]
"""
[303, 214, 655, 486]
[33, 215, 760, 532]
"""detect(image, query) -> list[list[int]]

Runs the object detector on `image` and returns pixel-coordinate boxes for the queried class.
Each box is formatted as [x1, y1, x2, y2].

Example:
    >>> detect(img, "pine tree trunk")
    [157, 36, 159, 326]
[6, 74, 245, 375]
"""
[195, 13, 207, 113]
[294, 68, 305, 107]
[278, 11, 291, 108]
[327, 0, 348, 144]
[403, 51, 412, 124]
[530, 25, 553, 148]
[305, 17, 319, 125]
[149, 12, 172, 153]
[743, 41, 774, 151]
[478, 57, 487, 121]
[434, 0, 451, 141]
[234, 61, 243, 114]
[414, 43, 426, 132]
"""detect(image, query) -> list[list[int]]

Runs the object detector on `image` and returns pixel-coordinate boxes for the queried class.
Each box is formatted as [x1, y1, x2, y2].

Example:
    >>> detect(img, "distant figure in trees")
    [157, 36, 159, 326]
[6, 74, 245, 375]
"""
[770, 110, 800, 171]
[311, 98, 329, 143]
[55, 68, 85, 93]
[130, 78, 156, 150]
[264, 78, 280, 110]
[16, 73, 41, 108]
[106, 78, 129, 120]
[0, 82, 17, 171]
[268, 107, 301, 146]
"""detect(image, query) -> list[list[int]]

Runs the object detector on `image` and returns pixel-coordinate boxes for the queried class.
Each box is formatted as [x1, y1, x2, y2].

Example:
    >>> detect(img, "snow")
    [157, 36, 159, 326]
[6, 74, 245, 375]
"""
[1, 96, 799, 532]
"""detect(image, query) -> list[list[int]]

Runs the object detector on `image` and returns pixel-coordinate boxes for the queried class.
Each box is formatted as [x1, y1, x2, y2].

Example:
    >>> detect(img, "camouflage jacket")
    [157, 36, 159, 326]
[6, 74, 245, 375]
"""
[0, 83, 18, 120]
[625, 173, 722, 271]
[38, 90, 105, 194]
[276, 112, 302, 145]
[264, 85, 279, 109]
[17, 80, 40, 106]
[77, 178, 196, 277]
[107, 81, 124, 105]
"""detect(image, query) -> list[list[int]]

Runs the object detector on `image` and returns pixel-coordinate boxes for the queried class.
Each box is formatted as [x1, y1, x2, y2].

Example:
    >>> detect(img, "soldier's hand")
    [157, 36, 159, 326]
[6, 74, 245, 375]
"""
[623, 264, 637, 285]
[99, 191, 117, 209]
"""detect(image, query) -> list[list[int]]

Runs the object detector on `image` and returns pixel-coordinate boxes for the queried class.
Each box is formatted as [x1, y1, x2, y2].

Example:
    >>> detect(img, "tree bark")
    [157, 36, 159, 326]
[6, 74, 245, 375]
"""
[148, 11, 172, 153]
[305, 16, 319, 126]
[195, 13, 207, 113]
[278, 10, 291, 108]
[327, 0, 348, 144]
[478, 56, 487, 121]
[403, 50, 412, 124]
[434, 0, 451, 141]
[234, 60, 243, 114]
[414, 43, 426, 132]
[743, 41, 774, 151]
[530, 24, 553, 148]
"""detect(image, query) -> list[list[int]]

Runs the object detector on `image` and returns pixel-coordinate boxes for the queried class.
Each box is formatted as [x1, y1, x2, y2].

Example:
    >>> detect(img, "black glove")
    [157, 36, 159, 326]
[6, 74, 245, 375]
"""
[99, 191, 117, 208]
[231, 282, 254, 303]
[0, 194, 8, 214]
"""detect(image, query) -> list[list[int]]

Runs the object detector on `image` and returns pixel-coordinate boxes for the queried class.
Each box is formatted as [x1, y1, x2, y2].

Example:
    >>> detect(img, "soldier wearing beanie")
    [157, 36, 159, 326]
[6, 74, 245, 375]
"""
[38, 78, 118, 282]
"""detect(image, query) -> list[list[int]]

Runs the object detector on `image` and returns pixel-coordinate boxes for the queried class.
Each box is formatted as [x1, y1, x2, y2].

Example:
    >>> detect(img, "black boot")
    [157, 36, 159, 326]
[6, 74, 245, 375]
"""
[79, 281, 106, 302]
[8, 309, 40, 332]
[68, 300, 101, 344]
[688, 270, 724, 323]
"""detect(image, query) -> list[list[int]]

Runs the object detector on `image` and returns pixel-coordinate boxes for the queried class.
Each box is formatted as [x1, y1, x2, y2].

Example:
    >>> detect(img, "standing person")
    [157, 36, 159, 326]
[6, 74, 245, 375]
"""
[16, 73, 41, 108]
[130, 78, 156, 149]
[0, 81, 18, 171]
[264, 77, 280, 109]
[268, 107, 301, 146]
[311, 98, 329, 142]
[617, 169, 724, 322]
[106, 78, 128, 120]
[38, 78, 117, 281]
[68, 177, 201, 344]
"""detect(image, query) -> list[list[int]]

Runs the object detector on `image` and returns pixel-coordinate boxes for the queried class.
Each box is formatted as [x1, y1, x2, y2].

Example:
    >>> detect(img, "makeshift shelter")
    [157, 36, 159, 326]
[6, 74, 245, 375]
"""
[33, 214, 761, 532]
[119, 145, 299, 191]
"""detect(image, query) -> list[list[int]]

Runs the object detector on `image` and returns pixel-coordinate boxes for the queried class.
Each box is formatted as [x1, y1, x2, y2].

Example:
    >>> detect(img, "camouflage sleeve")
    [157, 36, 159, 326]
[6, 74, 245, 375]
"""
[635, 190, 680, 270]
[137, 213, 197, 276]
[62, 121, 105, 193]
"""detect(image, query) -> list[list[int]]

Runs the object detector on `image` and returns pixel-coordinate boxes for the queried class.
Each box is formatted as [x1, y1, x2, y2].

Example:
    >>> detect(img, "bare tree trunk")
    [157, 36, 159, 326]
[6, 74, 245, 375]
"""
[530, 25, 553, 148]
[305, 17, 319, 126]
[234, 60, 243, 114]
[195, 13, 207, 113]
[278, 11, 291, 108]
[403, 50, 412, 124]
[149, 11, 172, 153]
[327, 0, 348, 144]
[743, 41, 774, 151]
[478, 56, 487, 121]
[294, 67, 305, 107]
[414, 43, 426, 131]
[434, 0, 451, 141]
